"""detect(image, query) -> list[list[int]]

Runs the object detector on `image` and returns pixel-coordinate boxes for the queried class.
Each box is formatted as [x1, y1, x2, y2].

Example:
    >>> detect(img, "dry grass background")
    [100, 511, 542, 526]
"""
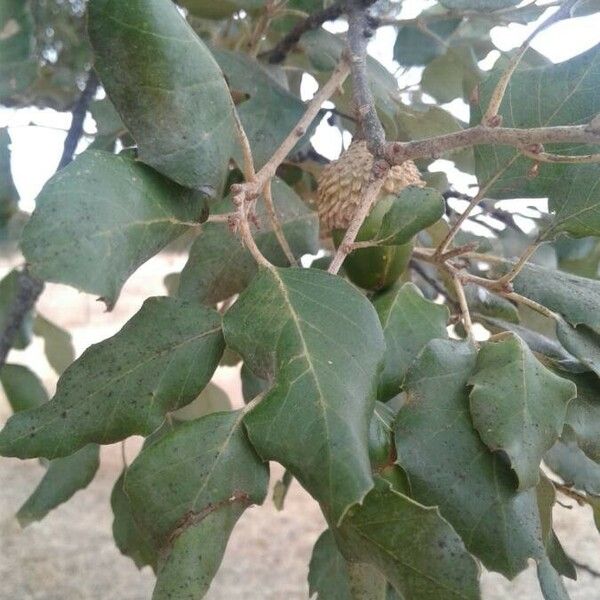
[1, 249, 599, 599]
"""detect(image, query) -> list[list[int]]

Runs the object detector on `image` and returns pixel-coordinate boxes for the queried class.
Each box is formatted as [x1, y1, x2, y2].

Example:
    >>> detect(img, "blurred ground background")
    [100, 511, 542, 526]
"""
[0, 250, 600, 599]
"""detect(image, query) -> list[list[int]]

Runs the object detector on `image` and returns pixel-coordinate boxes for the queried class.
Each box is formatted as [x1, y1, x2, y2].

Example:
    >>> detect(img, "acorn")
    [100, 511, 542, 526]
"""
[316, 141, 425, 291]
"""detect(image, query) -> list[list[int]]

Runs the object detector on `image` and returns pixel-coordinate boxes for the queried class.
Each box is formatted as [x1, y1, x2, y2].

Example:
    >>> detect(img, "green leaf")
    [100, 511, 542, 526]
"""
[308, 530, 353, 599]
[124, 409, 268, 599]
[395, 339, 552, 577]
[178, 178, 319, 304]
[467, 286, 520, 323]
[375, 187, 445, 246]
[213, 49, 306, 170]
[0, 270, 34, 350]
[111, 471, 158, 570]
[480, 317, 583, 372]
[469, 332, 576, 490]
[1, 364, 100, 526]
[224, 267, 385, 524]
[0, 0, 37, 102]
[88, 0, 235, 192]
[562, 372, 600, 463]
[422, 47, 483, 103]
[537, 557, 571, 600]
[170, 382, 231, 421]
[545, 439, 600, 494]
[241, 363, 268, 404]
[88, 98, 127, 152]
[394, 16, 462, 67]
[21, 150, 207, 308]
[0, 363, 48, 412]
[0, 128, 18, 225]
[334, 477, 481, 600]
[511, 263, 600, 334]
[17, 444, 100, 527]
[0, 297, 224, 459]
[373, 282, 449, 401]
[472, 44, 600, 237]
[33, 314, 75, 375]
[556, 318, 600, 378]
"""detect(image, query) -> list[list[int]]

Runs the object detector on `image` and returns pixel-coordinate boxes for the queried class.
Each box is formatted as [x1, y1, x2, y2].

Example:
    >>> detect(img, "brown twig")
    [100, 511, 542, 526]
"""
[346, 0, 386, 157]
[384, 123, 600, 166]
[262, 179, 297, 265]
[452, 273, 477, 345]
[263, 1, 345, 63]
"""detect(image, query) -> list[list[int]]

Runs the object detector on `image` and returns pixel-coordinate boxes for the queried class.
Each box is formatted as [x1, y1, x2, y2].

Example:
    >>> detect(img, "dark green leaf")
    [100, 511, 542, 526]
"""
[88, 0, 235, 192]
[17, 444, 100, 527]
[469, 332, 576, 490]
[562, 372, 600, 463]
[214, 49, 306, 170]
[0, 0, 37, 102]
[111, 471, 158, 570]
[472, 44, 600, 237]
[545, 439, 600, 494]
[479, 316, 583, 372]
[124, 409, 268, 599]
[556, 318, 600, 378]
[241, 363, 268, 404]
[422, 47, 483, 103]
[21, 151, 207, 308]
[374, 282, 449, 401]
[309, 530, 384, 600]
[33, 314, 75, 375]
[0, 297, 224, 459]
[171, 382, 231, 421]
[335, 477, 481, 600]
[537, 557, 571, 600]
[309, 530, 353, 599]
[395, 339, 551, 577]
[224, 267, 385, 524]
[0, 128, 18, 225]
[511, 263, 600, 334]
[0, 363, 47, 412]
[0, 270, 34, 350]
[394, 17, 462, 67]
[178, 178, 319, 304]
[1, 364, 101, 527]
[375, 187, 445, 246]
[467, 286, 520, 323]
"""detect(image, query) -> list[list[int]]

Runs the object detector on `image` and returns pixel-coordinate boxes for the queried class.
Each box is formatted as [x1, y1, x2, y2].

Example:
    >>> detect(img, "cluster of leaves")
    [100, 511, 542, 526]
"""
[1, 0, 600, 599]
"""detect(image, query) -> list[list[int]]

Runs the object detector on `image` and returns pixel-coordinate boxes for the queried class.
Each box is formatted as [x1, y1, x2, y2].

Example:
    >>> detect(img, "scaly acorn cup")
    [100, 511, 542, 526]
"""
[317, 141, 425, 291]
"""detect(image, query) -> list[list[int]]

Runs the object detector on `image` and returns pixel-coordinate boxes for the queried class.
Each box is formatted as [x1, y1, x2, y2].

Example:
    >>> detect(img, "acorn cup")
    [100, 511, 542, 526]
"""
[317, 141, 425, 292]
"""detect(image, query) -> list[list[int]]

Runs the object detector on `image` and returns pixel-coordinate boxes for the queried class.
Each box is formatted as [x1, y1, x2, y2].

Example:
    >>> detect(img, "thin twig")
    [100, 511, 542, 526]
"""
[410, 259, 456, 306]
[0, 270, 44, 368]
[346, 0, 386, 156]
[57, 70, 99, 170]
[495, 237, 541, 285]
[385, 123, 600, 166]
[453, 274, 478, 346]
[262, 179, 297, 265]
[232, 108, 257, 181]
[483, 0, 577, 125]
[502, 292, 558, 320]
[262, 0, 344, 63]
[520, 146, 600, 164]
